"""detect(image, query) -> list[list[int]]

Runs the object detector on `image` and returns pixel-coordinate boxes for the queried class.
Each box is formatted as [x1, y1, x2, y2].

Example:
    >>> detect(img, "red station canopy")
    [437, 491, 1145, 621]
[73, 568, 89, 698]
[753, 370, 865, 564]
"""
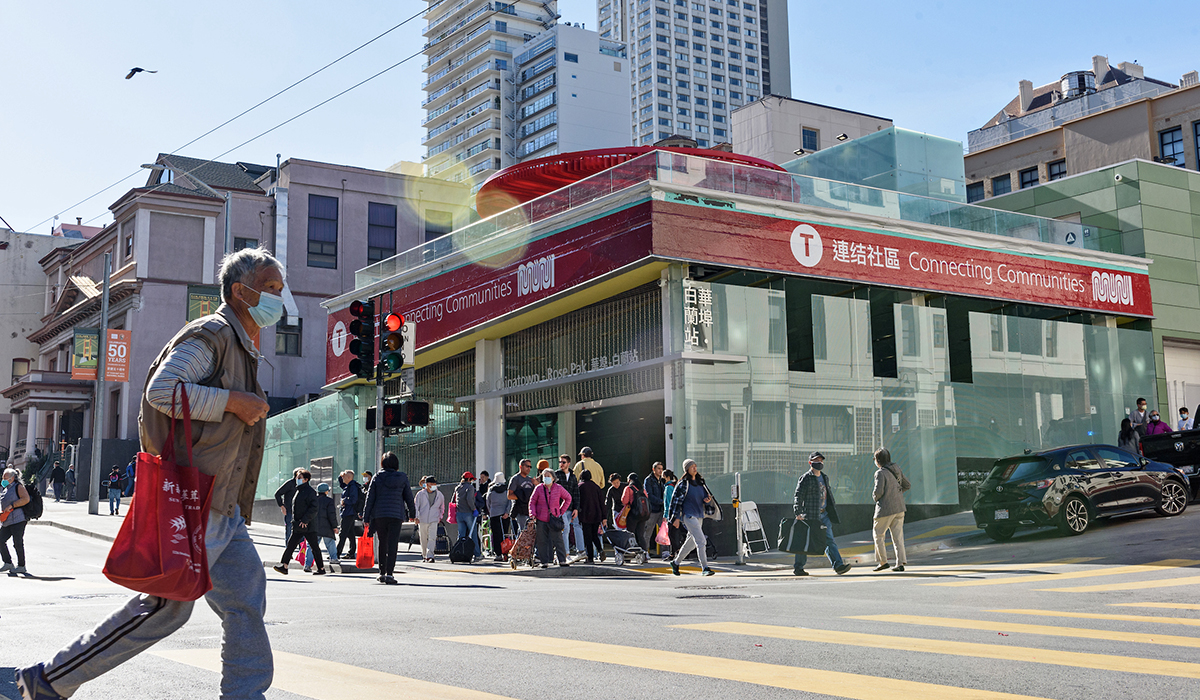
[475, 146, 786, 218]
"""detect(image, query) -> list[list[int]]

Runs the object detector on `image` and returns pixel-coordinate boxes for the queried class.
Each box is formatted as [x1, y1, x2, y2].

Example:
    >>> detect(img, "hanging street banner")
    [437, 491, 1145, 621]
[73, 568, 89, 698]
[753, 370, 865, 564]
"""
[71, 328, 131, 382]
[187, 285, 222, 322]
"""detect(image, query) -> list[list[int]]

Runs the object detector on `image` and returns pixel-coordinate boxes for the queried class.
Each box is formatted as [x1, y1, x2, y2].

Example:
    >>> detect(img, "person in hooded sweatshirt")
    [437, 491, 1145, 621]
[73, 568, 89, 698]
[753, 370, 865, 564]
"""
[871, 448, 911, 573]
[486, 473, 512, 562]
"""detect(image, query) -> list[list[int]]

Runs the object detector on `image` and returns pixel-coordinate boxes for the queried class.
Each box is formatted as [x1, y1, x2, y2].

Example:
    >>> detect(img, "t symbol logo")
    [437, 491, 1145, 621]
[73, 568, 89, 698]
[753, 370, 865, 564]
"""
[790, 224, 823, 267]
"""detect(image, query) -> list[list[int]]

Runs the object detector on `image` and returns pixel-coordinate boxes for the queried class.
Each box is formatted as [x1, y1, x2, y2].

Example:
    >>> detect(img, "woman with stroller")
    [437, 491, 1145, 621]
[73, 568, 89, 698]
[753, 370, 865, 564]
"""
[668, 459, 715, 577]
[577, 470, 606, 563]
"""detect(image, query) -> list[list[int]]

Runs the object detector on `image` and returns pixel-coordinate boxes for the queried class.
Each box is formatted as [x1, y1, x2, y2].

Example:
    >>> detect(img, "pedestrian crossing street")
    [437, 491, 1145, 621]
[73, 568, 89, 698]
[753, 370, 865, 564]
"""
[151, 557, 1200, 700]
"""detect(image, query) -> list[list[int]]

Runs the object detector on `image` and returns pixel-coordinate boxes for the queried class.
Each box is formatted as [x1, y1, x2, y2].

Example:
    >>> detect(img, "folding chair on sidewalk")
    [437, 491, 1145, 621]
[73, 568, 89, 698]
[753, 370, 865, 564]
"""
[739, 501, 771, 556]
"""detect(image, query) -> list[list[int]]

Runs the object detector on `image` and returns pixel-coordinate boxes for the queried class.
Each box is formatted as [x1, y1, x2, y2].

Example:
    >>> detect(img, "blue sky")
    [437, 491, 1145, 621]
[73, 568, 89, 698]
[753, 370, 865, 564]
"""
[1, 0, 1196, 233]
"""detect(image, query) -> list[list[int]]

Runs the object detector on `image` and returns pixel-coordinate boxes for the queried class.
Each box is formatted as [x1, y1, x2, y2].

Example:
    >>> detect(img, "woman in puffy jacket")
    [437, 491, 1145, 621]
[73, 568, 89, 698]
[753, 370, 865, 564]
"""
[362, 452, 416, 584]
[486, 473, 512, 562]
[528, 465, 572, 568]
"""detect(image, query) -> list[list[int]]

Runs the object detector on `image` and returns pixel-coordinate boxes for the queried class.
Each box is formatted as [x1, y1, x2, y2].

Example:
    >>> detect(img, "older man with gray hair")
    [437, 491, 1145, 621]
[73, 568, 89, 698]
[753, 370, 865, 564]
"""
[17, 247, 283, 700]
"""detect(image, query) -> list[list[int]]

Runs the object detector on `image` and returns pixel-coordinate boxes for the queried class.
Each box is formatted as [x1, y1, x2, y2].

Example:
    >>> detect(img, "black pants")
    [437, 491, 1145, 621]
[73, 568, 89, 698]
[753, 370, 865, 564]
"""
[668, 520, 685, 554]
[337, 514, 357, 557]
[489, 516, 507, 556]
[628, 517, 650, 552]
[582, 521, 603, 562]
[281, 527, 323, 571]
[535, 520, 567, 565]
[373, 517, 402, 576]
[1, 520, 27, 567]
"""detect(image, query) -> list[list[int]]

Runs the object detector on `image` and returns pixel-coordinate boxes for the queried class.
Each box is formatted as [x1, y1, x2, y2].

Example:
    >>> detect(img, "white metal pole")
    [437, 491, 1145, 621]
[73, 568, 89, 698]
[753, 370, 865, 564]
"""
[87, 253, 111, 515]
[734, 471, 744, 565]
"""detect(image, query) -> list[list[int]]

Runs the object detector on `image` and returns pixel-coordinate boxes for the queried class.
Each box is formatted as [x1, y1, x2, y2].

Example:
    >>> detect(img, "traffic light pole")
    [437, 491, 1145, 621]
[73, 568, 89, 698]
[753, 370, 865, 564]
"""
[374, 369, 385, 472]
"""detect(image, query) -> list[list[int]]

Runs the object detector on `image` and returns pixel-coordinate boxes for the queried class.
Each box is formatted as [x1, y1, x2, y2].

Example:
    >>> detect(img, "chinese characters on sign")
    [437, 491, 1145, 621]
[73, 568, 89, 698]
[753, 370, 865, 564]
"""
[683, 280, 714, 352]
[830, 240, 901, 270]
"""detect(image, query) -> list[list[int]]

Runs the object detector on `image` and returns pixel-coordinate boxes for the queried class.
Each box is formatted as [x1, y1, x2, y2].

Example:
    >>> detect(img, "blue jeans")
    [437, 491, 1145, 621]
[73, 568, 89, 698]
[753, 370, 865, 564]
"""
[108, 490, 121, 514]
[560, 511, 581, 554]
[305, 536, 339, 568]
[793, 511, 844, 572]
[42, 506, 272, 698]
[457, 513, 481, 557]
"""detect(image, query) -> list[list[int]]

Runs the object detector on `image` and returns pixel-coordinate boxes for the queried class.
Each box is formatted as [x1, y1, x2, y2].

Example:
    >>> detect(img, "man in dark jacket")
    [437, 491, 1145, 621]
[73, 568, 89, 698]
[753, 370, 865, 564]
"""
[305, 482, 340, 571]
[274, 467, 303, 543]
[274, 469, 326, 575]
[792, 452, 850, 577]
[554, 456, 581, 557]
[643, 461, 665, 554]
[336, 470, 362, 560]
[50, 461, 66, 502]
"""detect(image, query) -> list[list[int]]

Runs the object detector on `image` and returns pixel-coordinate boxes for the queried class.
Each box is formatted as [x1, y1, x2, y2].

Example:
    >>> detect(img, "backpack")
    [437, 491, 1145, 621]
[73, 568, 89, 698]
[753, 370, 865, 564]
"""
[630, 487, 649, 520]
[22, 481, 44, 520]
[449, 536, 474, 563]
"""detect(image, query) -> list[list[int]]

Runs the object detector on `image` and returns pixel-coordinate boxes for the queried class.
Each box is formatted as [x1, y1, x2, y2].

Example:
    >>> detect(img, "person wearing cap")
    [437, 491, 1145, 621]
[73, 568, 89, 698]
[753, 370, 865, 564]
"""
[529, 464, 573, 568]
[573, 446, 605, 496]
[305, 482, 340, 572]
[361, 452, 416, 584]
[792, 452, 851, 577]
[454, 471, 482, 562]
[414, 475, 446, 563]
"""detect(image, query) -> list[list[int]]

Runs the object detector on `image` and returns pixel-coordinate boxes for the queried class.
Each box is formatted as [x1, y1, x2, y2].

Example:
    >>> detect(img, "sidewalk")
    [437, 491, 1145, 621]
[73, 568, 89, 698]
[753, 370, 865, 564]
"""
[32, 498, 989, 574]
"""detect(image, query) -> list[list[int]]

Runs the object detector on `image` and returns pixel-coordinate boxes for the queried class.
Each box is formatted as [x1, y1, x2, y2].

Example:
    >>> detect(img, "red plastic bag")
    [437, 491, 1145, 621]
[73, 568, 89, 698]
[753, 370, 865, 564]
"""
[295, 540, 307, 564]
[356, 524, 374, 569]
[655, 520, 671, 546]
[500, 536, 515, 555]
[103, 384, 214, 601]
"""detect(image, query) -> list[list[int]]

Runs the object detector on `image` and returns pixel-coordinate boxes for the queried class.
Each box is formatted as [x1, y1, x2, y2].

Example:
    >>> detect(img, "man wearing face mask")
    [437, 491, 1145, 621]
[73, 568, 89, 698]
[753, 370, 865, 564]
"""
[274, 470, 325, 576]
[1145, 410, 1172, 436]
[1130, 398, 1150, 436]
[18, 248, 280, 700]
[792, 452, 851, 577]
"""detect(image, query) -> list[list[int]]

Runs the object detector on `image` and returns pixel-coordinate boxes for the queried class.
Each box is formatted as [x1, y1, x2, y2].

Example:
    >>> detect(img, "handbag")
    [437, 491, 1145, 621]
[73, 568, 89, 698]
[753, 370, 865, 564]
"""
[295, 540, 307, 564]
[543, 488, 565, 532]
[702, 485, 722, 521]
[616, 505, 630, 529]
[356, 523, 375, 568]
[103, 384, 215, 602]
[777, 517, 828, 555]
[655, 519, 671, 546]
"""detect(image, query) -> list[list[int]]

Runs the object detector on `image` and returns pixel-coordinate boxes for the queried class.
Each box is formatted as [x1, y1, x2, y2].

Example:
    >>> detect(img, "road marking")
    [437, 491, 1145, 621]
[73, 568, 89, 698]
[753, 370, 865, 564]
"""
[1112, 602, 1200, 611]
[990, 609, 1200, 628]
[1040, 574, 1200, 593]
[851, 615, 1200, 649]
[152, 648, 513, 700]
[924, 559, 1199, 587]
[675, 621, 1200, 679]
[439, 633, 1050, 700]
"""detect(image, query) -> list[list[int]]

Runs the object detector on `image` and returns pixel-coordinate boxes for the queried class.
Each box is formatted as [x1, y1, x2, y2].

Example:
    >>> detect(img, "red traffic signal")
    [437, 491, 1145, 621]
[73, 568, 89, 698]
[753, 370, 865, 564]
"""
[385, 313, 404, 332]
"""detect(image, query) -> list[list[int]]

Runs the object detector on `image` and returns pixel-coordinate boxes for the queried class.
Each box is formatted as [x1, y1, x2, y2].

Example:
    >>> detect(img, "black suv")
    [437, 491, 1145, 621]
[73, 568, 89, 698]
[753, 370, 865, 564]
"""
[973, 444, 1189, 541]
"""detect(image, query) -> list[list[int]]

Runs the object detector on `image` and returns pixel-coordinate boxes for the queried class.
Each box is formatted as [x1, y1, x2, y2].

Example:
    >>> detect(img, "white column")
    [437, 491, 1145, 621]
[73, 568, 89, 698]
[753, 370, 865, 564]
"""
[25, 406, 38, 457]
[556, 411, 576, 465]
[8, 412, 20, 462]
[475, 339, 505, 474]
[660, 265, 686, 473]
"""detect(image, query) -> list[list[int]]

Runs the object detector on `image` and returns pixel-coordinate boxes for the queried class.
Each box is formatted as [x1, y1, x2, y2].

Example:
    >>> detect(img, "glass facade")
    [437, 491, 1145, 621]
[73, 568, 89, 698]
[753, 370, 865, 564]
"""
[256, 392, 359, 501]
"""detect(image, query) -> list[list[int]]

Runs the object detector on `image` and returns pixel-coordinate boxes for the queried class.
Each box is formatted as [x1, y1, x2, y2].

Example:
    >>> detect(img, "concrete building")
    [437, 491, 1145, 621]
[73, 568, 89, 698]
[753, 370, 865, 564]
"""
[508, 23, 631, 160]
[1, 154, 469, 470]
[965, 55, 1200, 203]
[980, 158, 1200, 422]
[735, 95, 893, 166]
[421, 0, 559, 188]
[604, 0, 791, 147]
[0, 229, 77, 462]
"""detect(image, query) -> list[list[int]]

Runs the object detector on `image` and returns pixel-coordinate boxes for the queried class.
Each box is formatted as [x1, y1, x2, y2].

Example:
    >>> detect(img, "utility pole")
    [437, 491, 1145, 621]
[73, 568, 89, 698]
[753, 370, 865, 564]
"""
[374, 303, 385, 473]
[88, 253, 111, 516]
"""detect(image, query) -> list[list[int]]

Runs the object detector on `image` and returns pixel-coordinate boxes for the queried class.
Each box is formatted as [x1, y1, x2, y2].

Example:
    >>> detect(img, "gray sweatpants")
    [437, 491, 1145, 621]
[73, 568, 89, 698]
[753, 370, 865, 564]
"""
[672, 515, 709, 569]
[42, 506, 272, 699]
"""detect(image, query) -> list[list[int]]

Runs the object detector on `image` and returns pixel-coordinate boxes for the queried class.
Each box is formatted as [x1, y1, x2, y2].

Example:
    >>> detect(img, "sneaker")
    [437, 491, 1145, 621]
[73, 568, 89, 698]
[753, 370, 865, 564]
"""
[384, 575, 398, 585]
[12, 566, 26, 574]
[540, 563, 549, 569]
[793, 569, 809, 576]
[313, 569, 326, 576]
[893, 564, 906, 572]
[378, 574, 387, 583]
[302, 567, 312, 573]
[599, 551, 606, 563]
[16, 663, 66, 700]
[559, 562, 570, 568]
[873, 563, 891, 572]
[0, 562, 12, 573]
[835, 563, 852, 575]
[701, 568, 715, 576]
[671, 561, 680, 576]
[272, 564, 288, 575]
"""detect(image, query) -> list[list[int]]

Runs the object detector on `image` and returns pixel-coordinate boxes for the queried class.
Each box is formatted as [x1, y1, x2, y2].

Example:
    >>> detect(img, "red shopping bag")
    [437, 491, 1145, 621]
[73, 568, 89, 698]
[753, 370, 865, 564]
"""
[500, 536, 515, 555]
[103, 384, 214, 601]
[356, 524, 374, 569]
[655, 520, 671, 546]
[295, 540, 308, 564]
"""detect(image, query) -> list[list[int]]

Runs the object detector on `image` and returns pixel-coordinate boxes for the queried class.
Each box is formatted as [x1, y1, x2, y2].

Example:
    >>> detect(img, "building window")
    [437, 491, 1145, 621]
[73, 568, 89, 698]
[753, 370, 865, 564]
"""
[275, 318, 302, 357]
[966, 182, 984, 203]
[123, 226, 135, 259]
[900, 305, 920, 357]
[1018, 167, 1039, 189]
[801, 127, 818, 151]
[424, 209, 453, 241]
[1048, 160, 1067, 181]
[992, 174, 1012, 196]
[1160, 126, 1185, 167]
[234, 237, 257, 251]
[802, 405, 853, 444]
[933, 314, 946, 349]
[696, 401, 729, 443]
[367, 202, 397, 263]
[306, 194, 338, 268]
[564, 52, 579, 63]
[990, 316, 1004, 352]
[749, 401, 786, 443]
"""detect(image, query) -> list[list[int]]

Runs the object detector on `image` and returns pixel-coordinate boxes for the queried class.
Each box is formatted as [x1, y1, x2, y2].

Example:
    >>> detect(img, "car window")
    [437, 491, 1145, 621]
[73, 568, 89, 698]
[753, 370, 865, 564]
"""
[1065, 449, 1101, 470]
[1096, 447, 1138, 469]
[989, 459, 1047, 482]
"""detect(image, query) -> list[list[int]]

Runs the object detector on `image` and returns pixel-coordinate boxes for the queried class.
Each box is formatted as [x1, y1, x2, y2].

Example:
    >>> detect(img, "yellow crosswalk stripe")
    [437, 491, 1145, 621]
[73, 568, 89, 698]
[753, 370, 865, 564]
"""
[925, 559, 1199, 587]
[850, 615, 1200, 649]
[675, 621, 1200, 679]
[989, 609, 1200, 628]
[438, 633, 1050, 700]
[1112, 602, 1200, 611]
[1040, 574, 1200, 593]
[152, 649, 513, 700]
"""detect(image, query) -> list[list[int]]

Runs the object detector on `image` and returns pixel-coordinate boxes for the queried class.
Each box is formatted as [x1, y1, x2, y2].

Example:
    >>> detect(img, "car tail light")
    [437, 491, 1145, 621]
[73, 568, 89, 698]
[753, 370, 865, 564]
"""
[1019, 479, 1055, 490]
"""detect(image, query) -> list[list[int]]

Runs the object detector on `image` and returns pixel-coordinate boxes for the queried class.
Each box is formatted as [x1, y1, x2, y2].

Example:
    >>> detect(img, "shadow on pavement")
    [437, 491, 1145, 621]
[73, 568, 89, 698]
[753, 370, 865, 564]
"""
[0, 667, 17, 699]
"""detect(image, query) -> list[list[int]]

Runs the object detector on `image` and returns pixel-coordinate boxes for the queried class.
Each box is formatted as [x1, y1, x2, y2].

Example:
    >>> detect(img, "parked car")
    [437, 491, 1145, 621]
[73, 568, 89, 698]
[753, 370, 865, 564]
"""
[973, 444, 1189, 541]
[1138, 428, 1200, 500]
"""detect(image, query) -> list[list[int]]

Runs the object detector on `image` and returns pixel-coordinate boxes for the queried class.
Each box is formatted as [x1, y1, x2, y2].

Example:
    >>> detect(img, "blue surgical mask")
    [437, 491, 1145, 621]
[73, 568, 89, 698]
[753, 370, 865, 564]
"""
[543, 476, 554, 485]
[295, 477, 304, 486]
[1, 479, 9, 488]
[245, 285, 285, 328]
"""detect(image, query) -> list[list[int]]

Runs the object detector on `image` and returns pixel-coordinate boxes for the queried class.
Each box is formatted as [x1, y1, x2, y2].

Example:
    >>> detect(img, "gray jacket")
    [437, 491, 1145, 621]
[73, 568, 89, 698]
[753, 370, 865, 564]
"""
[872, 462, 910, 519]
[485, 481, 511, 518]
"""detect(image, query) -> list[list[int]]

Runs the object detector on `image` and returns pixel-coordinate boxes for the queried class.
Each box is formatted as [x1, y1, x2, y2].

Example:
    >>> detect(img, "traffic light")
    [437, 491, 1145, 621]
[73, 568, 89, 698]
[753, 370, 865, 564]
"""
[380, 312, 405, 375]
[366, 400, 430, 431]
[399, 400, 430, 427]
[347, 299, 375, 380]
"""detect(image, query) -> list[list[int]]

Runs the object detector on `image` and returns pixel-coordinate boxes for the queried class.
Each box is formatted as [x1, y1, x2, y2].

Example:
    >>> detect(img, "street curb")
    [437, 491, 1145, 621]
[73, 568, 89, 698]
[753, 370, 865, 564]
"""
[30, 519, 116, 543]
[839, 531, 988, 565]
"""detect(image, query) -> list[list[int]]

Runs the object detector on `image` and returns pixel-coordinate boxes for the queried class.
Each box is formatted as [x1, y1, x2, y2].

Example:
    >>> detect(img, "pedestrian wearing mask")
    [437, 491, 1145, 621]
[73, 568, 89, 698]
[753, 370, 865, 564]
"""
[792, 451, 851, 577]
[274, 467, 303, 542]
[486, 473, 511, 562]
[871, 448, 910, 573]
[414, 476, 445, 562]
[577, 470, 606, 563]
[454, 472, 482, 562]
[304, 483, 340, 572]
[335, 470, 362, 561]
[360, 452, 416, 584]
[1179, 407, 1193, 432]
[1, 467, 31, 574]
[668, 459, 714, 576]
[1145, 410, 1171, 436]
[507, 459, 536, 535]
[529, 466, 572, 568]
[1130, 398, 1150, 435]
[1117, 418, 1141, 452]
[275, 470, 325, 576]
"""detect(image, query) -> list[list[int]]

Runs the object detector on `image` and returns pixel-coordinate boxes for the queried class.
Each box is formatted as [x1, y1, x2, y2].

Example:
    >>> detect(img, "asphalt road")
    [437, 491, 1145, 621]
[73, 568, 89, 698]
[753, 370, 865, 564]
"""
[3, 505, 1200, 700]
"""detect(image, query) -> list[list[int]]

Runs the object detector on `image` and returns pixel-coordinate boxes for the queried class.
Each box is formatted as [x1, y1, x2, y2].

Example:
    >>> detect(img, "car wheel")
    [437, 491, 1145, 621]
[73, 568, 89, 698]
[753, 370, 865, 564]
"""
[985, 524, 1015, 541]
[1057, 496, 1090, 536]
[1155, 480, 1189, 516]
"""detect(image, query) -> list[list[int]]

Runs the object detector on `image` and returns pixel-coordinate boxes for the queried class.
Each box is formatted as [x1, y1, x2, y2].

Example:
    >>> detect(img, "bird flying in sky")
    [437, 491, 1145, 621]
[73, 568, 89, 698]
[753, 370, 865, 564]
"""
[125, 67, 157, 79]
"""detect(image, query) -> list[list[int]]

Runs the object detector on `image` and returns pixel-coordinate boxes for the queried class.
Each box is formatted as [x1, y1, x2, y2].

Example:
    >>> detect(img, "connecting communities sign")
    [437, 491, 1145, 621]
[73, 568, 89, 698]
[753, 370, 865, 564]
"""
[71, 328, 130, 382]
